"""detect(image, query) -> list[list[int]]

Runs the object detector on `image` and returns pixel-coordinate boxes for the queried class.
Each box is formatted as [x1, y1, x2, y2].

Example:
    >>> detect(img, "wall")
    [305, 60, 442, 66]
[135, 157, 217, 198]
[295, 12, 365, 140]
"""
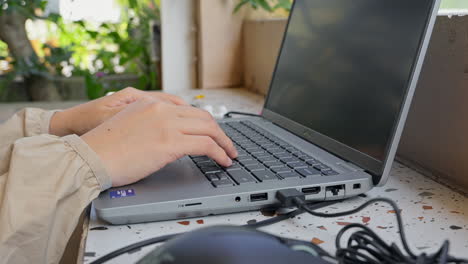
[398, 15, 468, 193]
[197, 0, 246, 89]
[242, 19, 287, 95]
[161, 0, 197, 92]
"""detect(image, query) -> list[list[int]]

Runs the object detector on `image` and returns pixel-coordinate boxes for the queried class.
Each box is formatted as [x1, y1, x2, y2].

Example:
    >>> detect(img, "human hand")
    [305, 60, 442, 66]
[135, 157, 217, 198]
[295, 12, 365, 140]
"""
[81, 98, 238, 187]
[50, 87, 187, 137]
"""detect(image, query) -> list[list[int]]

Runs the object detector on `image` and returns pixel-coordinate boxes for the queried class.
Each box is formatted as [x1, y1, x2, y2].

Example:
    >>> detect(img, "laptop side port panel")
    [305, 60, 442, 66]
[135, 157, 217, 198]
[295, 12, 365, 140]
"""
[325, 185, 345, 199]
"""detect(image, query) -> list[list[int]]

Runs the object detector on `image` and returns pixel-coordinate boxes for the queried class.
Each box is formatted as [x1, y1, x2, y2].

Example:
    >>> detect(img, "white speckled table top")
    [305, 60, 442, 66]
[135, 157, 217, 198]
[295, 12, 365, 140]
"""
[82, 88, 468, 263]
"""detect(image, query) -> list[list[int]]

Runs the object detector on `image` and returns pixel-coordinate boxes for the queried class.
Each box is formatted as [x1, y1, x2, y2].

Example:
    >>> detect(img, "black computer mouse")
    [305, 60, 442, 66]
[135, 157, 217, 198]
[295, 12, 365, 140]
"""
[137, 225, 332, 264]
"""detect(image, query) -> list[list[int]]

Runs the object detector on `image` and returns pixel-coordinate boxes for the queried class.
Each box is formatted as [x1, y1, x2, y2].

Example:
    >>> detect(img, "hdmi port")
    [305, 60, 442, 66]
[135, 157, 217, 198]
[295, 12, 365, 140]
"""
[302, 187, 321, 194]
[250, 193, 268, 202]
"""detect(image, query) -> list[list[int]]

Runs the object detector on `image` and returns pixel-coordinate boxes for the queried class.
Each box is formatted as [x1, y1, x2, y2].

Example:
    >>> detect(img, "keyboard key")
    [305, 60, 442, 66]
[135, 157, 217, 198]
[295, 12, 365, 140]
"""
[197, 161, 217, 168]
[230, 160, 241, 166]
[246, 148, 264, 154]
[225, 164, 242, 171]
[277, 141, 291, 147]
[280, 156, 300, 164]
[244, 145, 260, 150]
[244, 164, 266, 172]
[201, 166, 221, 174]
[228, 169, 257, 185]
[306, 160, 321, 166]
[193, 156, 210, 163]
[257, 155, 277, 162]
[237, 150, 249, 156]
[296, 167, 321, 177]
[294, 153, 310, 159]
[240, 143, 255, 149]
[322, 170, 339, 176]
[271, 166, 291, 174]
[253, 170, 279, 182]
[261, 143, 275, 149]
[289, 150, 303, 155]
[284, 146, 299, 152]
[255, 152, 270, 158]
[273, 140, 287, 146]
[288, 162, 308, 169]
[279, 171, 301, 179]
[265, 161, 284, 168]
[239, 159, 258, 166]
[268, 148, 285, 154]
[216, 172, 230, 180]
[274, 152, 291, 159]
[299, 155, 315, 161]
[206, 174, 219, 181]
[313, 164, 331, 171]
[212, 179, 235, 188]
[237, 155, 254, 162]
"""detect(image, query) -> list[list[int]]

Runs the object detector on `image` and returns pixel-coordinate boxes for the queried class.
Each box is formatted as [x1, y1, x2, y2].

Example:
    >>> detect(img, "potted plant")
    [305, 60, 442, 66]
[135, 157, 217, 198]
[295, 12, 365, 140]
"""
[235, 0, 292, 95]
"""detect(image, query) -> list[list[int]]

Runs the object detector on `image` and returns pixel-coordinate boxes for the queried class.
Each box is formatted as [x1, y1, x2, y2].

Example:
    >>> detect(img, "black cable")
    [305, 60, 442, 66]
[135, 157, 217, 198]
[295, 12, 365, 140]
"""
[292, 197, 468, 264]
[246, 200, 338, 229]
[91, 196, 468, 264]
[224, 111, 262, 118]
[90, 200, 337, 264]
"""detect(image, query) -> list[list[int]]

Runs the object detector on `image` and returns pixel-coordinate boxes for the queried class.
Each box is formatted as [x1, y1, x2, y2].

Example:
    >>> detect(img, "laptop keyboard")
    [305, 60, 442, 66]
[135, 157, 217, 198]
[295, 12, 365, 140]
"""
[189, 121, 339, 188]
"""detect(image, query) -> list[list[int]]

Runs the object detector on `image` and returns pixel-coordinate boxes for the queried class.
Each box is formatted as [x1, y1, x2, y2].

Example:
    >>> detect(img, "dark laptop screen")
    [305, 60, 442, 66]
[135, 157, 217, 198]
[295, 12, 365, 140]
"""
[265, 0, 433, 162]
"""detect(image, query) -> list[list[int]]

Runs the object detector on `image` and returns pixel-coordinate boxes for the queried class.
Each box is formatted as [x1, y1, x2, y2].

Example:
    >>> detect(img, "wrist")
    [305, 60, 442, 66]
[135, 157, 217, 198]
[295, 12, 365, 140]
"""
[81, 129, 119, 186]
[49, 109, 75, 136]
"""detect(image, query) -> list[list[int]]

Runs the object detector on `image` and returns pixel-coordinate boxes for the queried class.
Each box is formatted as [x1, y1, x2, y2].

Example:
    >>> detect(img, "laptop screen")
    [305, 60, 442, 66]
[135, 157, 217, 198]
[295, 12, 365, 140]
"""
[265, 0, 434, 170]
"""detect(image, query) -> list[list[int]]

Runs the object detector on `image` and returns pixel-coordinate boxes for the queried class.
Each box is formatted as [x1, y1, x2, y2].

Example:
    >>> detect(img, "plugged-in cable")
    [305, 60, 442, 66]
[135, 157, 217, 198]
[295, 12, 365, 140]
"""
[91, 190, 468, 264]
[273, 189, 467, 264]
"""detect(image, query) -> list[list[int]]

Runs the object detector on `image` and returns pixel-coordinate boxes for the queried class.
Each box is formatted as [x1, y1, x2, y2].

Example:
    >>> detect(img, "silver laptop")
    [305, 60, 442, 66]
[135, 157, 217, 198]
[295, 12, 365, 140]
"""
[94, 0, 441, 225]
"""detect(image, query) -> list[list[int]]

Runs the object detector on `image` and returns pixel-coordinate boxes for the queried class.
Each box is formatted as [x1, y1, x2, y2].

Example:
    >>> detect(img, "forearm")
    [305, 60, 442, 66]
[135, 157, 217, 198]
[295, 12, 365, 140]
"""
[0, 134, 111, 264]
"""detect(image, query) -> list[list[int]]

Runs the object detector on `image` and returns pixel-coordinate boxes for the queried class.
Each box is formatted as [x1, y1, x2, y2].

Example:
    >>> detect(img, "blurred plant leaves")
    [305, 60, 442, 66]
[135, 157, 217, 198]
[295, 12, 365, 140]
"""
[233, 0, 292, 13]
[1, 0, 162, 99]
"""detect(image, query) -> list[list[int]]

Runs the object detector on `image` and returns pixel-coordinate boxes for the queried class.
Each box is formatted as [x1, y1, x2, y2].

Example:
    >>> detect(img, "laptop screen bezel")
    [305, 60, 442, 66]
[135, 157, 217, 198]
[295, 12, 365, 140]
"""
[262, 0, 440, 185]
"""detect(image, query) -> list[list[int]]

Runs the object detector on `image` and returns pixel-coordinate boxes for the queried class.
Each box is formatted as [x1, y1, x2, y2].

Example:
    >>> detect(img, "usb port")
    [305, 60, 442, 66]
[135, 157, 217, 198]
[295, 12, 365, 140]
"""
[250, 193, 268, 202]
[302, 186, 321, 194]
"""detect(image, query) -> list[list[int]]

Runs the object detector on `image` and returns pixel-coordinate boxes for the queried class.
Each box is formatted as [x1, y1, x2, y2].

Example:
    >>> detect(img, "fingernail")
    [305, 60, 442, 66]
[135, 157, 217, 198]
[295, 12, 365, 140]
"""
[226, 158, 233, 167]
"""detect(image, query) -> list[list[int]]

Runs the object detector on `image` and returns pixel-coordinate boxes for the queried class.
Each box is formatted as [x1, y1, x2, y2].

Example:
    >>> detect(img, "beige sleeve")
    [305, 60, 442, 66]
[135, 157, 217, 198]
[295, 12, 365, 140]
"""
[0, 110, 112, 264]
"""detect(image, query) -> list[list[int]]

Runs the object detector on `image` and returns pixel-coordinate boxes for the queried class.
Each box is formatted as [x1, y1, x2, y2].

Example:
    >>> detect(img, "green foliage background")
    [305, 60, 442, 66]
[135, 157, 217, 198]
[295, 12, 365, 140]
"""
[234, 0, 292, 13]
[0, 0, 161, 100]
[440, 0, 468, 8]
[0, 41, 7, 59]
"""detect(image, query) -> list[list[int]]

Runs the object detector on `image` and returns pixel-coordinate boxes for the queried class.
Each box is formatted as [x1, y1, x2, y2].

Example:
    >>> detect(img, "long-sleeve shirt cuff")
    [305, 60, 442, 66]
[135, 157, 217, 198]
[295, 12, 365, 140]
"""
[63, 134, 113, 191]
[25, 108, 60, 136]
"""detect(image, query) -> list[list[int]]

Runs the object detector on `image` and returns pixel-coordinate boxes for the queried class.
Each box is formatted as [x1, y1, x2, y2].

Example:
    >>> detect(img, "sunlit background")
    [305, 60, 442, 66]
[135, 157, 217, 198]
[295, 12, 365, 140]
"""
[0, 0, 467, 101]
[46, 0, 121, 22]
